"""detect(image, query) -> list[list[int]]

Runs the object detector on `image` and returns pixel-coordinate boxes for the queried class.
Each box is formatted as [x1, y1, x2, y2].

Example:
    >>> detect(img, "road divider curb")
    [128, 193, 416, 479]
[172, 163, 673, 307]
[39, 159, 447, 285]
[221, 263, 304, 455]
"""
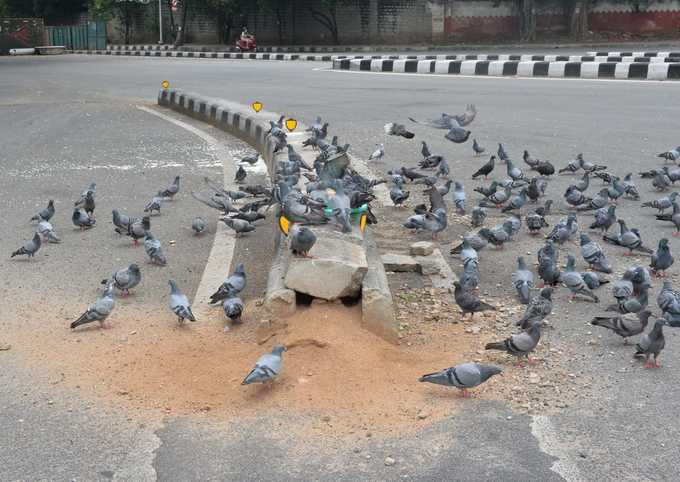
[157, 88, 398, 342]
[332, 58, 680, 81]
[74, 49, 334, 61]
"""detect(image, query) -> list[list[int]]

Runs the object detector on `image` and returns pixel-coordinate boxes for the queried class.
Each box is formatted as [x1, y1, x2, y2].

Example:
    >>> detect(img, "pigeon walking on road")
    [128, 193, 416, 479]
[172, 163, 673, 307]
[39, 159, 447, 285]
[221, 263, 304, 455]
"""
[144, 193, 163, 215]
[109, 263, 141, 297]
[472, 156, 495, 180]
[591, 310, 651, 345]
[160, 175, 181, 199]
[242, 345, 287, 385]
[368, 144, 385, 160]
[144, 231, 167, 266]
[117, 216, 150, 246]
[419, 363, 502, 398]
[589, 206, 617, 236]
[658, 146, 680, 163]
[72, 208, 96, 229]
[580, 233, 612, 273]
[30, 200, 55, 223]
[112, 209, 132, 232]
[497, 143, 509, 162]
[454, 281, 496, 318]
[650, 238, 674, 277]
[472, 139, 485, 156]
[642, 192, 679, 214]
[634, 319, 667, 368]
[36, 220, 60, 243]
[512, 257, 534, 304]
[526, 207, 549, 235]
[209, 263, 246, 304]
[168, 280, 196, 325]
[604, 219, 653, 255]
[485, 323, 541, 367]
[220, 217, 256, 237]
[655, 201, 680, 236]
[562, 254, 599, 302]
[70, 281, 115, 330]
[11, 233, 41, 259]
[516, 287, 553, 329]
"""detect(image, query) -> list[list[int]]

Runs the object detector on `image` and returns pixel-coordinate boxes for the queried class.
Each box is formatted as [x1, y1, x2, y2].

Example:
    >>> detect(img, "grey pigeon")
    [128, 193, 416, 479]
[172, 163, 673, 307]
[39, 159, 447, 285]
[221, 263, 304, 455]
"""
[452, 182, 466, 214]
[109, 263, 141, 296]
[454, 281, 495, 318]
[231, 210, 265, 223]
[655, 201, 680, 236]
[546, 213, 577, 245]
[220, 217, 255, 236]
[559, 156, 581, 174]
[223, 297, 245, 328]
[76, 182, 96, 205]
[578, 154, 606, 173]
[11, 233, 41, 259]
[580, 233, 612, 273]
[290, 225, 317, 257]
[581, 271, 609, 290]
[653, 171, 672, 191]
[656, 280, 680, 318]
[485, 323, 541, 366]
[36, 220, 60, 244]
[642, 192, 679, 214]
[470, 206, 487, 227]
[451, 237, 483, 260]
[538, 253, 561, 287]
[634, 319, 666, 368]
[613, 270, 636, 302]
[512, 257, 534, 304]
[574, 172, 590, 192]
[70, 281, 115, 330]
[562, 254, 599, 302]
[30, 199, 55, 222]
[144, 231, 167, 266]
[112, 209, 132, 232]
[501, 188, 528, 213]
[389, 186, 410, 206]
[589, 205, 616, 236]
[403, 208, 447, 239]
[472, 139, 485, 156]
[564, 185, 590, 208]
[577, 188, 609, 211]
[235, 165, 247, 183]
[526, 207, 549, 235]
[160, 175, 180, 199]
[421, 141, 431, 158]
[658, 146, 680, 163]
[419, 362, 501, 397]
[242, 345, 287, 385]
[506, 159, 524, 182]
[472, 156, 495, 179]
[484, 186, 511, 207]
[209, 263, 246, 304]
[444, 124, 471, 144]
[621, 173, 640, 200]
[607, 178, 626, 203]
[144, 193, 163, 215]
[497, 143, 509, 162]
[191, 217, 207, 235]
[168, 280, 196, 325]
[591, 310, 651, 344]
[117, 216, 150, 246]
[478, 226, 509, 250]
[384, 122, 414, 139]
[603, 219, 653, 255]
[460, 258, 480, 292]
[72, 207, 96, 229]
[650, 238, 674, 277]
[516, 287, 553, 329]
[606, 286, 649, 314]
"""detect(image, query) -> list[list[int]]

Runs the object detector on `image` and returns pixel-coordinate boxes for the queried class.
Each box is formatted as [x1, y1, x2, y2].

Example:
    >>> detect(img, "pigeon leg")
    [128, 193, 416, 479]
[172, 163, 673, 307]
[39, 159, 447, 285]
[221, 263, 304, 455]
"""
[623, 251, 633, 257]
[461, 388, 471, 398]
[623, 338, 629, 345]
[133, 239, 139, 247]
[673, 231, 680, 237]
[515, 360, 525, 368]
[527, 357, 538, 366]
[122, 290, 129, 298]
[655, 358, 662, 368]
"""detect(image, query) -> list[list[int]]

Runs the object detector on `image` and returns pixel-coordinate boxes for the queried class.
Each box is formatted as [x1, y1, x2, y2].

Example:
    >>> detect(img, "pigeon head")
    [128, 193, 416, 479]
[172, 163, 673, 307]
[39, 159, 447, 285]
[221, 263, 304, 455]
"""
[540, 287, 553, 299]
[517, 257, 527, 269]
[271, 345, 287, 356]
[671, 192, 680, 200]
[168, 279, 179, 292]
[48, 199, 54, 207]
[659, 238, 669, 249]
[479, 365, 503, 380]
[580, 233, 590, 245]
[639, 310, 652, 323]
[234, 263, 246, 275]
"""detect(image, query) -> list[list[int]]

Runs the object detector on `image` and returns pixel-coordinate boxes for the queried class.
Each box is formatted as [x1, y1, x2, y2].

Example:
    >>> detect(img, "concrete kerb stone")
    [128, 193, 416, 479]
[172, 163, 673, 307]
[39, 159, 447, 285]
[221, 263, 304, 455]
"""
[157, 88, 398, 341]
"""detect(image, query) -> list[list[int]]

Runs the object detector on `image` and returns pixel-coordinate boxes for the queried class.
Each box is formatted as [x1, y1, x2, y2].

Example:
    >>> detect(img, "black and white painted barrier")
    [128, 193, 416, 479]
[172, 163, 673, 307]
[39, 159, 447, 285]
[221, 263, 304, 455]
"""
[73, 49, 334, 61]
[156, 88, 398, 342]
[108, 43, 432, 53]
[587, 51, 680, 58]
[332, 58, 680, 80]
[333, 53, 680, 63]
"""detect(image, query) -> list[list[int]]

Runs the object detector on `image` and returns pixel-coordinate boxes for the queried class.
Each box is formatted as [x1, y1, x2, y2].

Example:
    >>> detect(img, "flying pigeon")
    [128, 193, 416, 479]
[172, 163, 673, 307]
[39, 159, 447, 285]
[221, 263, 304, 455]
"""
[419, 362, 501, 398]
[242, 345, 287, 385]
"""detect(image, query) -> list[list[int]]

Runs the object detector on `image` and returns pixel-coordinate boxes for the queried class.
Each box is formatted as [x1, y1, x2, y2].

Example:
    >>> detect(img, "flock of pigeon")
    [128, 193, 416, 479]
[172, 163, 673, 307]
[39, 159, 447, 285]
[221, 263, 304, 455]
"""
[371, 108, 680, 397]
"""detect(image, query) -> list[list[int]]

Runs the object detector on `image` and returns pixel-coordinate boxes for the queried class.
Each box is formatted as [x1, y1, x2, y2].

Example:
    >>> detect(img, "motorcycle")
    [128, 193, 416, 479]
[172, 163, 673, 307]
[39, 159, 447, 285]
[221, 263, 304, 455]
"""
[235, 31, 257, 52]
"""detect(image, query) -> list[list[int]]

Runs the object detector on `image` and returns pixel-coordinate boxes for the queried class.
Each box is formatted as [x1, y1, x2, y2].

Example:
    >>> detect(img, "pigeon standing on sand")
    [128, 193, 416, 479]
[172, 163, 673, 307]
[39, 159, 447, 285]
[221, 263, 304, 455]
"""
[471, 206, 487, 227]
[485, 322, 541, 366]
[634, 319, 667, 368]
[562, 254, 599, 302]
[109, 263, 141, 296]
[516, 287, 553, 329]
[591, 310, 651, 345]
[30, 200, 55, 222]
[454, 281, 496, 318]
[223, 297, 245, 328]
[168, 280, 196, 325]
[210, 263, 246, 304]
[368, 144, 385, 160]
[650, 238, 674, 277]
[160, 175, 181, 199]
[70, 281, 116, 330]
[72, 208, 96, 229]
[580, 233, 612, 273]
[11, 233, 41, 259]
[144, 193, 163, 215]
[290, 225, 317, 257]
[144, 231, 167, 266]
[512, 257, 534, 304]
[242, 345, 287, 385]
[419, 363, 501, 398]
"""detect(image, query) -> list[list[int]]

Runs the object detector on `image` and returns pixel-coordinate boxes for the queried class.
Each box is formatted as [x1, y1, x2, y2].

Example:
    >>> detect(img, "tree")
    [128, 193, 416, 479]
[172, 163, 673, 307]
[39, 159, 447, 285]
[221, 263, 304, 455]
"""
[203, 0, 250, 44]
[517, 0, 536, 42]
[90, 0, 145, 44]
[258, 0, 288, 44]
[569, 0, 590, 40]
[309, 0, 340, 45]
[4, 0, 87, 23]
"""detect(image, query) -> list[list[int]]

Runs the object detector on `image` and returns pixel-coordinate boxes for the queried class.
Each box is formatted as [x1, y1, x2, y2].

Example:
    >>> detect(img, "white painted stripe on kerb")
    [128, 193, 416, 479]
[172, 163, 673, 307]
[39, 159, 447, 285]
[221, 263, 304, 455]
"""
[648, 63, 670, 80]
[488, 61, 505, 76]
[434, 60, 450, 74]
[580, 62, 600, 79]
[548, 61, 567, 78]
[393, 59, 407, 73]
[417, 60, 432, 73]
[460, 60, 477, 75]
[517, 61, 536, 76]
[615, 63, 630, 79]
[371, 59, 384, 72]
[349, 59, 362, 71]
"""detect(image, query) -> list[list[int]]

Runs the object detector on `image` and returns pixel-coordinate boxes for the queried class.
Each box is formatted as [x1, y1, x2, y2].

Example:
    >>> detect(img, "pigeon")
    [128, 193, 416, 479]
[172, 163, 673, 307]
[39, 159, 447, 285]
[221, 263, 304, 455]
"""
[444, 124, 471, 144]
[220, 217, 255, 236]
[451, 234, 486, 257]
[108, 263, 141, 296]
[454, 281, 495, 318]
[574, 173, 590, 192]
[112, 209, 132, 232]
[613, 269, 636, 303]
[589, 205, 617, 236]
[209, 263, 246, 304]
[168, 280, 196, 325]
[564, 185, 590, 209]
[242, 345, 287, 385]
[235, 165, 247, 183]
[516, 287, 553, 329]
[70, 281, 115, 330]
[230, 210, 266, 223]
[559, 157, 581, 174]
[390, 186, 410, 206]
[525, 178, 541, 203]
[655, 201, 680, 236]
[460, 258, 480, 292]
[191, 216, 207, 235]
[117, 216, 150, 246]
[384, 122, 414, 139]
[656, 280, 680, 318]
[594, 171, 615, 184]
[11, 232, 41, 259]
[501, 188, 528, 213]
[580, 233, 612, 273]
[75, 182, 96, 206]
[485, 322, 541, 366]
[653, 171, 672, 191]
[30, 200, 55, 223]
[36, 220, 60, 244]
[506, 159, 524, 182]
[472, 156, 495, 179]
[470, 206, 487, 227]
[72, 207, 95, 229]
[664, 166, 680, 183]
[290, 225, 317, 257]
[368, 144, 384, 160]
[607, 178, 626, 204]
[604, 219, 653, 255]
[421, 141, 431, 159]
[621, 173, 640, 200]
[482, 186, 512, 208]
[472, 139, 485, 156]
[144, 193, 163, 215]
[658, 146, 680, 163]
[223, 297, 245, 328]
[419, 155, 443, 169]
[419, 362, 501, 398]
[452, 182, 466, 214]
[577, 188, 609, 212]
[546, 213, 577, 245]
[562, 254, 599, 302]
[606, 286, 649, 314]
[512, 257, 534, 304]
[403, 208, 447, 239]
[526, 207, 549, 235]
[160, 175, 181, 199]
[634, 319, 667, 368]
[650, 238, 674, 277]
[478, 226, 509, 250]
[144, 231, 167, 266]
[240, 152, 260, 164]
[591, 310, 652, 345]
[436, 159, 450, 178]
[538, 252, 561, 288]
[642, 192, 679, 214]
[474, 180, 499, 198]
[503, 215, 521, 239]
[497, 143, 509, 162]
[578, 154, 606, 173]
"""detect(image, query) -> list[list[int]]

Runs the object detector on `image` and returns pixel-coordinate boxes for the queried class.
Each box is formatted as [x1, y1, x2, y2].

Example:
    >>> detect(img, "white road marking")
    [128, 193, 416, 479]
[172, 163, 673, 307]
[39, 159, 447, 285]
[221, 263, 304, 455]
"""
[314, 66, 680, 85]
[136, 104, 238, 316]
[531, 415, 584, 482]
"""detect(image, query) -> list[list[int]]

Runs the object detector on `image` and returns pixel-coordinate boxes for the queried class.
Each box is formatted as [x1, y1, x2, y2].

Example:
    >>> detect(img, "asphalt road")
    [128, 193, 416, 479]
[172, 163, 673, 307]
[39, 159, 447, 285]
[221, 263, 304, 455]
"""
[2, 53, 680, 481]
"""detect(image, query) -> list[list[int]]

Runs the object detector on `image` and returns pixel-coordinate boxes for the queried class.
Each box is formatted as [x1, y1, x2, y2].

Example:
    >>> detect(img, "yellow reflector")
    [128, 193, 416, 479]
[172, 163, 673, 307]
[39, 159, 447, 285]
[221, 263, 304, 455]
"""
[279, 215, 290, 235]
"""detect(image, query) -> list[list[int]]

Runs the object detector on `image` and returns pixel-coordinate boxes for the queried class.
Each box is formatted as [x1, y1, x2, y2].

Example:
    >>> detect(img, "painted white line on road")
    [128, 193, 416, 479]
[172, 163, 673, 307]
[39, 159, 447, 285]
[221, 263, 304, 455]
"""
[314, 67, 680, 85]
[531, 415, 584, 482]
[136, 104, 237, 316]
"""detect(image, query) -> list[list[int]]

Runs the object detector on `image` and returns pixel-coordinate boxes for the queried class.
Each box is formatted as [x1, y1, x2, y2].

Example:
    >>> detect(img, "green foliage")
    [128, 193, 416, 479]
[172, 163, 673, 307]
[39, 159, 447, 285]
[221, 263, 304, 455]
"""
[3, 0, 87, 22]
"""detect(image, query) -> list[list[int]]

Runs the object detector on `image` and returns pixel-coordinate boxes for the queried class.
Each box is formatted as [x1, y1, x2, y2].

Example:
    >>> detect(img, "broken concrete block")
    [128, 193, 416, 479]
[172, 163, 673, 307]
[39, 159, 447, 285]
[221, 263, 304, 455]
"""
[409, 241, 435, 257]
[381, 253, 419, 272]
[362, 232, 399, 344]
